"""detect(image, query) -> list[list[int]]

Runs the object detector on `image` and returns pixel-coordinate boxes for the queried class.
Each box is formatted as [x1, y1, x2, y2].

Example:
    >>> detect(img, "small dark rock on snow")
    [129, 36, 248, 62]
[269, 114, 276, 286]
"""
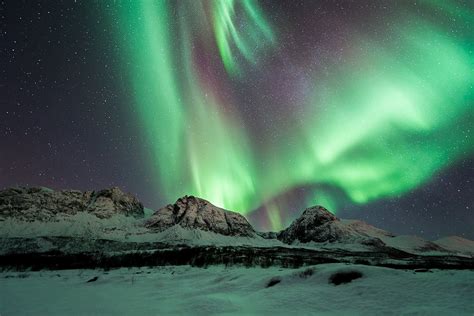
[329, 270, 363, 285]
[266, 277, 281, 288]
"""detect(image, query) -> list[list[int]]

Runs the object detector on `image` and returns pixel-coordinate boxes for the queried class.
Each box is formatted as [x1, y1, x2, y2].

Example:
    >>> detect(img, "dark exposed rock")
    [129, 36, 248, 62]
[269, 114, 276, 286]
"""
[361, 238, 387, 248]
[329, 270, 363, 285]
[414, 268, 432, 273]
[257, 231, 278, 239]
[0, 186, 144, 221]
[146, 195, 256, 237]
[266, 277, 281, 287]
[414, 242, 446, 252]
[278, 205, 340, 243]
[297, 267, 315, 278]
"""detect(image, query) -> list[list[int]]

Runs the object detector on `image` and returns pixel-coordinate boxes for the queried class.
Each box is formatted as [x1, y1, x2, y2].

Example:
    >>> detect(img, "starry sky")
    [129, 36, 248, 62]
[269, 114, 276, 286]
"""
[2, 0, 473, 239]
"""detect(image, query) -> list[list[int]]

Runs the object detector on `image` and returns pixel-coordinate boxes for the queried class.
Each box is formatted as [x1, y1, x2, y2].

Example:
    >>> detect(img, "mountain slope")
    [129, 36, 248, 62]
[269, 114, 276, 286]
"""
[380, 235, 447, 254]
[434, 236, 474, 255]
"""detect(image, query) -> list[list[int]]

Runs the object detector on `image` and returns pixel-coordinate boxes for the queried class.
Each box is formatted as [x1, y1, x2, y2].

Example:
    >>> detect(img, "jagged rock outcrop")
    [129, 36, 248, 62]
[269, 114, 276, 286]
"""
[146, 195, 256, 237]
[278, 205, 393, 245]
[0, 186, 144, 221]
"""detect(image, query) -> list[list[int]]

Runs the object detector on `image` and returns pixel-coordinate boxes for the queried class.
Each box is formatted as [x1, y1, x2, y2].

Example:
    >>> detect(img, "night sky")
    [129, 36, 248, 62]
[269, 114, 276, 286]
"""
[2, 1, 473, 239]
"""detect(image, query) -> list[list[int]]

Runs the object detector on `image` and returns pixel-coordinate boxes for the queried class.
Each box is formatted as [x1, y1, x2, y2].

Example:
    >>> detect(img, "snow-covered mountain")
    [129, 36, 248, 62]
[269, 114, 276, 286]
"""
[0, 186, 144, 221]
[0, 189, 277, 251]
[277, 205, 393, 249]
[276, 205, 473, 256]
[146, 195, 256, 237]
[1, 187, 473, 267]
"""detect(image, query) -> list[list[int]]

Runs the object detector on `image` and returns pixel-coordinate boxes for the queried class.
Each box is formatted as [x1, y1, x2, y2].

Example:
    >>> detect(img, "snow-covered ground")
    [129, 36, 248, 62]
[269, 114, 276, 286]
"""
[1, 264, 473, 315]
[0, 214, 283, 253]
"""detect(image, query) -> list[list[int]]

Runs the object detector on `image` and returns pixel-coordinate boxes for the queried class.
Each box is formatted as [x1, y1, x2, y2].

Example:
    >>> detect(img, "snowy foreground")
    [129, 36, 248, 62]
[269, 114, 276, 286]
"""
[1, 264, 473, 315]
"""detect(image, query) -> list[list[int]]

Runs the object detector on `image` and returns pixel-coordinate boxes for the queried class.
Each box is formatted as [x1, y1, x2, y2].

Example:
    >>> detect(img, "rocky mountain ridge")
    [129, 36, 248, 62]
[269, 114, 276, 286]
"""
[0, 187, 144, 221]
[1, 186, 473, 269]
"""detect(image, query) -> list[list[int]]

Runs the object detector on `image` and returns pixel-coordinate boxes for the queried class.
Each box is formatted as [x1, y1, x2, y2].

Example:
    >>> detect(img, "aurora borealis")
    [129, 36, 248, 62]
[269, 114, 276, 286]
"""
[2, 0, 473, 238]
[116, 1, 473, 227]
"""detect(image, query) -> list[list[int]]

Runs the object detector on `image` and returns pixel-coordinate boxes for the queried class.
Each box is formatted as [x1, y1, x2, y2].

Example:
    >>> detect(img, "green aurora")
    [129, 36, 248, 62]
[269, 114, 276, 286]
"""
[116, 1, 473, 230]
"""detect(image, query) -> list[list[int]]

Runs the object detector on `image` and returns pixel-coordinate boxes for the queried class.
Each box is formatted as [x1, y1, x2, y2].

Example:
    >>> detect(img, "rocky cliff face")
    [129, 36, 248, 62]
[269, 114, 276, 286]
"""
[278, 205, 393, 245]
[0, 187, 144, 221]
[146, 195, 256, 237]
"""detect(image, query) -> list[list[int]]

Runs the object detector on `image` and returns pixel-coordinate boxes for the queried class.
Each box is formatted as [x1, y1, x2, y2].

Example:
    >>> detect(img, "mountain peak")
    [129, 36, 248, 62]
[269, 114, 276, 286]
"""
[300, 205, 339, 225]
[146, 195, 256, 237]
[278, 205, 340, 244]
[277, 204, 392, 246]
